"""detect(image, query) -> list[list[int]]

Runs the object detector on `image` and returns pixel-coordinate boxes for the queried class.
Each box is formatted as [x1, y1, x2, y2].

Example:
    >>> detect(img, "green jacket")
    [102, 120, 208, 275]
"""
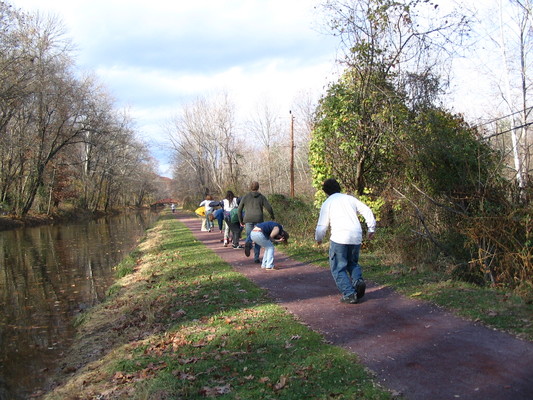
[237, 191, 275, 224]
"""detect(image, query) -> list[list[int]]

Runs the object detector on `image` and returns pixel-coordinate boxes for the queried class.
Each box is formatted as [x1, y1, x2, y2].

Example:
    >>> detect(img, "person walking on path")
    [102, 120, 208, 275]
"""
[223, 190, 243, 249]
[199, 195, 214, 232]
[315, 178, 376, 304]
[238, 181, 275, 263]
[250, 221, 289, 270]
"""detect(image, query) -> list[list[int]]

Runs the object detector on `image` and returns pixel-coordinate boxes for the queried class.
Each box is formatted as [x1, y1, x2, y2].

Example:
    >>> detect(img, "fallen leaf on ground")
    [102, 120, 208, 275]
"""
[199, 384, 231, 396]
[274, 375, 288, 390]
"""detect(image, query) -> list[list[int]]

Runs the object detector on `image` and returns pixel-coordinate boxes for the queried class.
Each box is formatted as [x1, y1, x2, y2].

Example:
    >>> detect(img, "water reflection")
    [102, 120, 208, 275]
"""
[0, 210, 159, 399]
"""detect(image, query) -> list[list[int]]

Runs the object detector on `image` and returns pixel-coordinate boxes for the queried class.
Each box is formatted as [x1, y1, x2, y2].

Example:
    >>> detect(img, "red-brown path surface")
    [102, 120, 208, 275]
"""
[176, 213, 533, 400]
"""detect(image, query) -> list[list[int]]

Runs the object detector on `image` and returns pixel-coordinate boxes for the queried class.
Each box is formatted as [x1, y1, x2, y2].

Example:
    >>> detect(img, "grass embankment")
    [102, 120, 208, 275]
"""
[42, 213, 392, 400]
[0, 207, 114, 231]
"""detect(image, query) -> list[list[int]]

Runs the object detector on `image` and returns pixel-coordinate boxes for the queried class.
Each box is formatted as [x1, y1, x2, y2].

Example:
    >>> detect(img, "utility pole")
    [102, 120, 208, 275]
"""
[290, 110, 295, 197]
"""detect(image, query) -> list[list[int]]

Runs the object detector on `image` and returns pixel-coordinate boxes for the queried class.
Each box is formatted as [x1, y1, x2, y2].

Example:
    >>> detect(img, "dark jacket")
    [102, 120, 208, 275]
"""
[237, 191, 274, 224]
[256, 221, 283, 238]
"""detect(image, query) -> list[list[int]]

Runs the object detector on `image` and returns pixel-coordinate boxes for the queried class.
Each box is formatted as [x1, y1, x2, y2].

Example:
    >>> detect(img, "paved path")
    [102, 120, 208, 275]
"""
[177, 213, 533, 400]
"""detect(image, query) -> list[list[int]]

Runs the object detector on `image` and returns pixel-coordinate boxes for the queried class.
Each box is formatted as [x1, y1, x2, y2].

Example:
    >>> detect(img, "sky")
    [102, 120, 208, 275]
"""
[8, 1, 525, 177]
[9, 0, 341, 177]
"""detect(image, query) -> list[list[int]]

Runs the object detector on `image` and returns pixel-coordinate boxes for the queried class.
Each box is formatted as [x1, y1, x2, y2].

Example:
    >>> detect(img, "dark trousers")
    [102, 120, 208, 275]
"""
[228, 221, 242, 246]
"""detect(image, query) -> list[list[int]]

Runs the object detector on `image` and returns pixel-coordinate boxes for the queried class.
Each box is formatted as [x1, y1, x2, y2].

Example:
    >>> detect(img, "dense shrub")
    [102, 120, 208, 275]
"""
[270, 187, 532, 290]
[267, 194, 318, 240]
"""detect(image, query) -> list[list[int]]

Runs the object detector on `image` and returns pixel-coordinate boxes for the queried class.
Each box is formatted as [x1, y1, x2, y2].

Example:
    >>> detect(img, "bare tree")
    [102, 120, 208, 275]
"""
[10, 12, 90, 216]
[168, 94, 241, 197]
[0, 3, 34, 132]
[463, 0, 532, 199]
[0, 4, 160, 215]
[494, 0, 532, 196]
[290, 90, 321, 195]
[245, 100, 285, 193]
[0, 3, 35, 208]
[319, 0, 471, 81]
[212, 93, 241, 190]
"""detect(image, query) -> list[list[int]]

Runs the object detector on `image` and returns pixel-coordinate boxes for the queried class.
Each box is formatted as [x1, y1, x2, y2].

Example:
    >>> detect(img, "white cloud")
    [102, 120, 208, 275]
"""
[10, 0, 339, 176]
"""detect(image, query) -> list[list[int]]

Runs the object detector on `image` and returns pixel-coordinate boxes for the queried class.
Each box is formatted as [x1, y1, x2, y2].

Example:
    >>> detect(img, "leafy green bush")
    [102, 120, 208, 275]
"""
[267, 194, 318, 240]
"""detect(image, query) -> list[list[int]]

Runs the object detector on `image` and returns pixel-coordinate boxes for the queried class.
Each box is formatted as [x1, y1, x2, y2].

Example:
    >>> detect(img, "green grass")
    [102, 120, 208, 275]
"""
[44, 212, 392, 400]
[113, 250, 142, 278]
[128, 305, 386, 399]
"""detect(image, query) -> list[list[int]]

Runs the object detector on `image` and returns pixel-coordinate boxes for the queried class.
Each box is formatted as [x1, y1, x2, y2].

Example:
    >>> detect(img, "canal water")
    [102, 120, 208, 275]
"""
[0, 210, 160, 399]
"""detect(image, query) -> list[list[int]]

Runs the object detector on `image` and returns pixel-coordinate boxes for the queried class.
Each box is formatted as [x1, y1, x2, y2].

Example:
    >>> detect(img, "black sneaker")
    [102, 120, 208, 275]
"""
[254, 259, 261, 263]
[244, 242, 251, 257]
[340, 293, 358, 304]
[355, 278, 366, 300]
[232, 244, 244, 249]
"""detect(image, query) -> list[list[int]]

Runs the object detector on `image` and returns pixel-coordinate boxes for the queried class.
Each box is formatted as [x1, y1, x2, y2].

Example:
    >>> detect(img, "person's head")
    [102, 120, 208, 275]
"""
[322, 179, 341, 196]
[206, 194, 213, 200]
[250, 181, 260, 191]
[277, 230, 289, 244]
[225, 190, 235, 201]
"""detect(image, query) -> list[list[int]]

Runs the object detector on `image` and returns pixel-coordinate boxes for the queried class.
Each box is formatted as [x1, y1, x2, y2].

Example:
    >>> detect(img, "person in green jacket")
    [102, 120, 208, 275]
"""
[238, 181, 275, 263]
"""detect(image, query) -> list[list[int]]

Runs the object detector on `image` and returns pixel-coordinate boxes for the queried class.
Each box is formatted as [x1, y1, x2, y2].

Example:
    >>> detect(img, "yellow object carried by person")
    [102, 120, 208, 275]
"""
[195, 206, 206, 217]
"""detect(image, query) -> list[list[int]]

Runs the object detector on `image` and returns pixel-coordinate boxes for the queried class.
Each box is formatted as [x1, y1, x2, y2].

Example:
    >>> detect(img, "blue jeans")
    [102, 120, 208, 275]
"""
[329, 241, 362, 296]
[245, 222, 261, 261]
[250, 231, 274, 268]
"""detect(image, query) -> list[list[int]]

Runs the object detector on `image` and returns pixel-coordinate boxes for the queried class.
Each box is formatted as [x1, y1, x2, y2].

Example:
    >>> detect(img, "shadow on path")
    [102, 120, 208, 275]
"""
[177, 212, 533, 400]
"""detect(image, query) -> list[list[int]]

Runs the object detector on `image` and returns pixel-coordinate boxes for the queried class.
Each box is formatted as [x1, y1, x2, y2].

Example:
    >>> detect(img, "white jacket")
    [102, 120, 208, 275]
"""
[315, 193, 376, 245]
[223, 198, 238, 211]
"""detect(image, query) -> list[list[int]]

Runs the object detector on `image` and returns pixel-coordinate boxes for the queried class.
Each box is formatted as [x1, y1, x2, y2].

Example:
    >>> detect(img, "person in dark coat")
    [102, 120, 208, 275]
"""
[237, 181, 275, 263]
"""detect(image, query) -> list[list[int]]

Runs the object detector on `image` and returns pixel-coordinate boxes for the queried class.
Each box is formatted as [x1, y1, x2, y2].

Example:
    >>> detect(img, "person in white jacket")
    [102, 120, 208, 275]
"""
[315, 178, 376, 304]
[222, 190, 242, 248]
[199, 195, 214, 232]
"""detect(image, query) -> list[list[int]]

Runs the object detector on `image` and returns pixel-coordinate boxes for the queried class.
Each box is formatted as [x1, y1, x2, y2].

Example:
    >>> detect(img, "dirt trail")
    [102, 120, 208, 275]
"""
[177, 213, 533, 400]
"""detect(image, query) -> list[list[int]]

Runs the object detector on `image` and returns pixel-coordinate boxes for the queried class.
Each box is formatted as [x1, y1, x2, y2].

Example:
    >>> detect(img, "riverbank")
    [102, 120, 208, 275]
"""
[38, 212, 392, 399]
[0, 207, 146, 231]
[0, 209, 162, 400]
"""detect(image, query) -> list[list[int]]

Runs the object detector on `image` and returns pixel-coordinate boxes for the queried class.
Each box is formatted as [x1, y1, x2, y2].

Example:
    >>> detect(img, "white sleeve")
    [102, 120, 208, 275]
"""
[355, 199, 376, 232]
[315, 202, 329, 242]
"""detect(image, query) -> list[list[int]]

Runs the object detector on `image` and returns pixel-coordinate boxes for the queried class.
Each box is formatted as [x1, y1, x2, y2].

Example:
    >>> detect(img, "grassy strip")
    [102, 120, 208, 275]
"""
[43, 213, 392, 399]
[282, 238, 533, 341]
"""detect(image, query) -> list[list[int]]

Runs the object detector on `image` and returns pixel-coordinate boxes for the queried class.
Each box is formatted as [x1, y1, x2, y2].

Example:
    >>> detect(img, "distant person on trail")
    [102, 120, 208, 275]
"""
[315, 178, 376, 304]
[171, 203, 176, 213]
[250, 221, 289, 270]
[238, 181, 275, 263]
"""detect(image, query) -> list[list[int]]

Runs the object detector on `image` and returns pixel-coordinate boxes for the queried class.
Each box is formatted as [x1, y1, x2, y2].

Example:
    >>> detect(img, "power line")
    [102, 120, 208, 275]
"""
[472, 106, 533, 129]
[481, 121, 533, 140]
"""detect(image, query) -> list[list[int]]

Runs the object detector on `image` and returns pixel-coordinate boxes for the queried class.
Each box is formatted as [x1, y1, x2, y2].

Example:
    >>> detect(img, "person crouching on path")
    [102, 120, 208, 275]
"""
[250, 221, 289, 270]
[238, 181, 275, 263]
[315, 178, 376, 304]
